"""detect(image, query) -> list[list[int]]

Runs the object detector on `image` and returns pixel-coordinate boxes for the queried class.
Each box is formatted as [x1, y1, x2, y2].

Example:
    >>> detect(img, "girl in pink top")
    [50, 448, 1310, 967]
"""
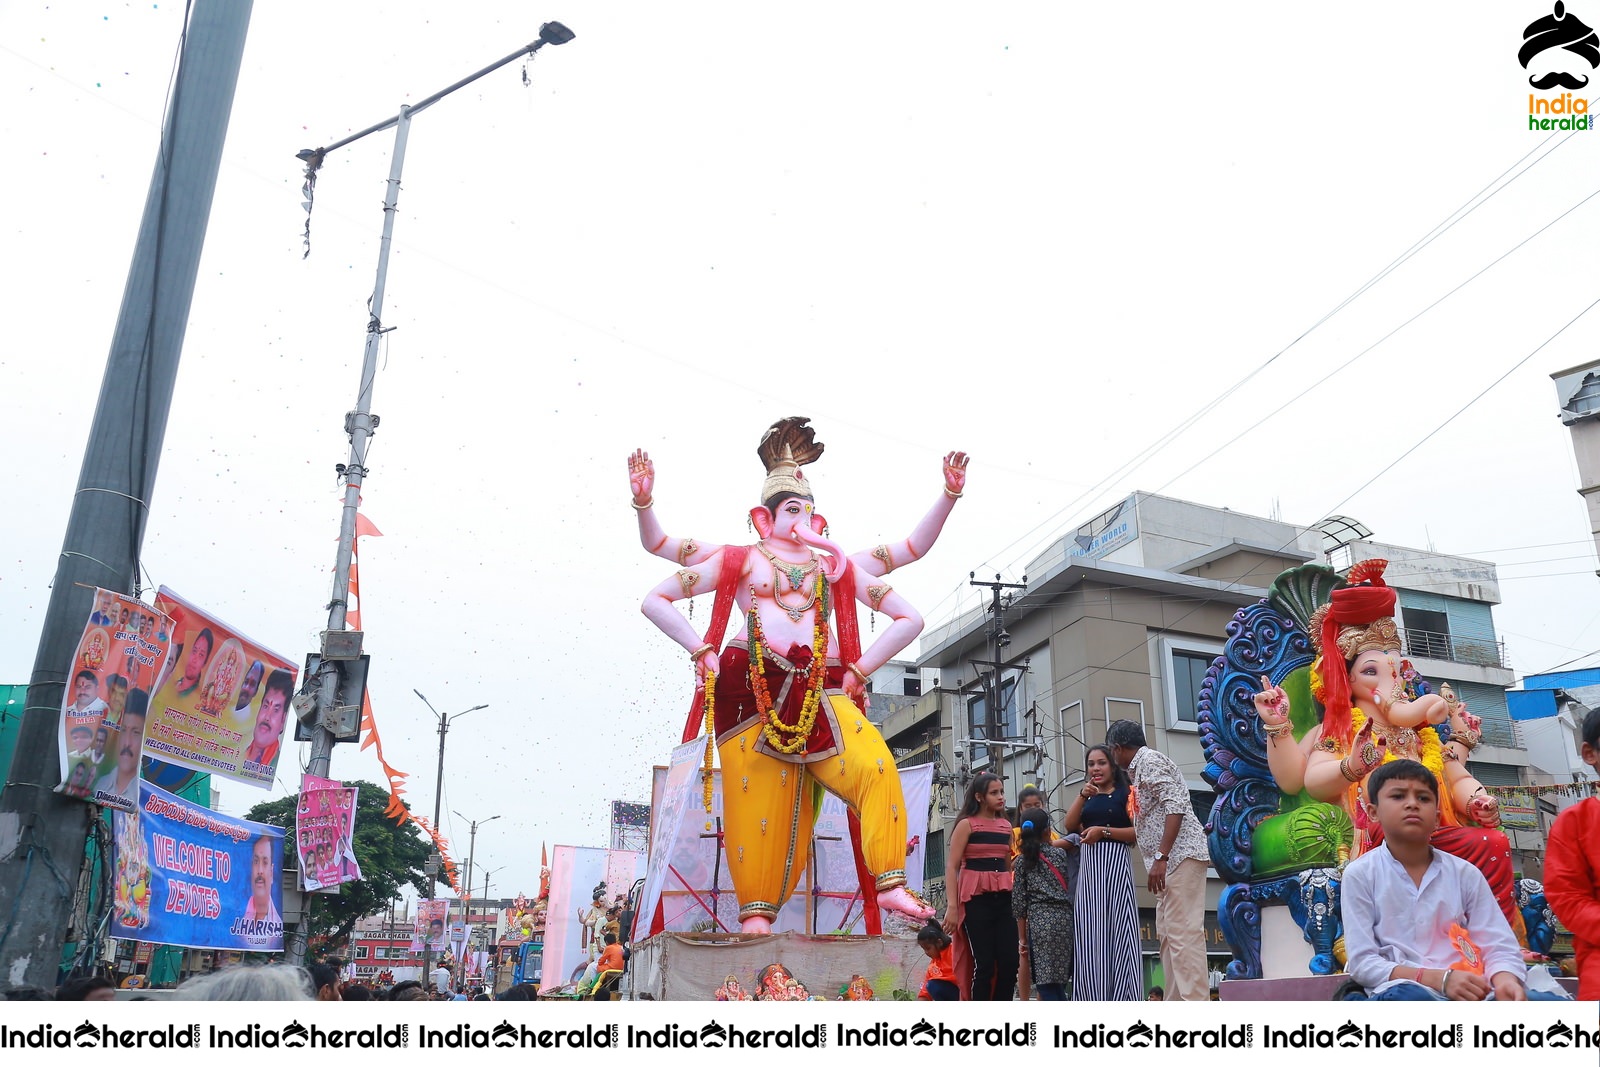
[941, 773, 1017, 1000]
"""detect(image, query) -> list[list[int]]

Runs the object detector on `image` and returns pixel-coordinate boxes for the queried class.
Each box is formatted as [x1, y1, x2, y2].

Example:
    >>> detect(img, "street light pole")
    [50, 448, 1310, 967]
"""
[480, 864, 504, 905]
[452, 810, 500, 990]
[284, 19, 573, 972]
[414, 692, 487, 987]
[476, 864, 504, 993]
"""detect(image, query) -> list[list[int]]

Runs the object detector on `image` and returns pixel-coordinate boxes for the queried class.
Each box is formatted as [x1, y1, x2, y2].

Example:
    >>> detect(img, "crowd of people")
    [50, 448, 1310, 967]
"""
[935, 720, 1212, 1002]
[8, 709, 1594, 1004]
[2, 962, 544, 1002]
[930, 714, 1594, 1003]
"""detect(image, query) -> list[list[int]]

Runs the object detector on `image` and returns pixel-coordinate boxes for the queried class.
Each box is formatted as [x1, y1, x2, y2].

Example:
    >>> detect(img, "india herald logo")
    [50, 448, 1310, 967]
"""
[1520, 2, 1599, 89]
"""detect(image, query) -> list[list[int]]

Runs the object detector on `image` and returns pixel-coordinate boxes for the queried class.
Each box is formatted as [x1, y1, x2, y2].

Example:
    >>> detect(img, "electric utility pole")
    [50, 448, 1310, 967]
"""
[964, 573, 1030, 777]
[0, 1, 252, 990]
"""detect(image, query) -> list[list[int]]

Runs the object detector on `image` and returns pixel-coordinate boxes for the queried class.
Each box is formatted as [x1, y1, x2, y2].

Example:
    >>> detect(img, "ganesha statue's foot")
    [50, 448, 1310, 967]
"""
[877, 886, 935, 921]
[740, 916, 772, 935]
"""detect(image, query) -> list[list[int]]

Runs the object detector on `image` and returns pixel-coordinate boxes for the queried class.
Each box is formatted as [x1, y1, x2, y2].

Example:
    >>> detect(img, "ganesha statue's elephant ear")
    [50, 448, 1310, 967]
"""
[1198, 564, 1353, 978]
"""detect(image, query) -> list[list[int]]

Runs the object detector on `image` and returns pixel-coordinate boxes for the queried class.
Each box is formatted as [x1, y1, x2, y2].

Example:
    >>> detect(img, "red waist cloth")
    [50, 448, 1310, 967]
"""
[714, 642, 851, 764]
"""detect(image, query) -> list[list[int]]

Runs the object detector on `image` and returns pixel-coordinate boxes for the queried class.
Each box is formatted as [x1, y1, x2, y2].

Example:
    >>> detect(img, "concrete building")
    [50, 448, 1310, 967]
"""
[885, 491, 1527, 986]
[1552, 359, 1600, 564]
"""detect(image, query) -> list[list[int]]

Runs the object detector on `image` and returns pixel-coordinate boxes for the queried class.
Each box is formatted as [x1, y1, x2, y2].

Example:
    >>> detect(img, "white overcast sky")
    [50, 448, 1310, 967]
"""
[3, 1, 1599, 904]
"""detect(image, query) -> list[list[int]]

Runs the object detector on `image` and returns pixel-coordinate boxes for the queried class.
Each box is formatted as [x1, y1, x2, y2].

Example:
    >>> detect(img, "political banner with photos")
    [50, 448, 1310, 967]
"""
[57, 588, 174, 812]
[411, 898, 449, 952]
[296, 774, 363, 891]
[111, 779, 285, 952]
[144, 587, 297, 789]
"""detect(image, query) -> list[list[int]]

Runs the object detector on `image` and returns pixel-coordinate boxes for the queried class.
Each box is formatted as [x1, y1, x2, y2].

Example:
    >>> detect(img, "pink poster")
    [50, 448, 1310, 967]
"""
[296, 774, 363, 891]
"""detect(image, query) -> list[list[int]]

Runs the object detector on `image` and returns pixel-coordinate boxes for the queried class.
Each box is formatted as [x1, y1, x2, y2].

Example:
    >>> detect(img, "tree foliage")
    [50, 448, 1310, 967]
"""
[246, 781, 430, 948]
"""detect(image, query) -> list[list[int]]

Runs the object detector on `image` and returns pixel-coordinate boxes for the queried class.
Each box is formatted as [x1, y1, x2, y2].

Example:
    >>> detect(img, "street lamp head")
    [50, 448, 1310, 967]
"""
[539, 21, 576, 46]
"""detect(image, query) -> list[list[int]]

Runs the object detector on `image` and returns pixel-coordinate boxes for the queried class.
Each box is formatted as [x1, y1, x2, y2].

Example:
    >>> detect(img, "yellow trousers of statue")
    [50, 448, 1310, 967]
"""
[717, 693, 909, 923]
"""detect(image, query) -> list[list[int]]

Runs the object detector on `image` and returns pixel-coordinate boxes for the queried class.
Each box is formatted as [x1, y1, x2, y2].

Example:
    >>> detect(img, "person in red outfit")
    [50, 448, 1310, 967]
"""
[1545, 707, 1600, 1000]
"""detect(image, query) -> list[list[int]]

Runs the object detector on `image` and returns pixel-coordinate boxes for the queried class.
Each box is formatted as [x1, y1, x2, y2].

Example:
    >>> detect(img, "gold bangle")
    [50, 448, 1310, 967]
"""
[1339, 757, 1362, 783]
[943, 488, 963, 500]
[1263, 720, 1293, 739]
[690, 643, 714, 663]
[631, 498, 654, 511]
[847, 663, 869, 685]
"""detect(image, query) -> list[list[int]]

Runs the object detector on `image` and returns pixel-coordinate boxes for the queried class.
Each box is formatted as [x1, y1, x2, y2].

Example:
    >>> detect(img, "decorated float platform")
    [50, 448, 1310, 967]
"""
[628, 931, 926, 1001]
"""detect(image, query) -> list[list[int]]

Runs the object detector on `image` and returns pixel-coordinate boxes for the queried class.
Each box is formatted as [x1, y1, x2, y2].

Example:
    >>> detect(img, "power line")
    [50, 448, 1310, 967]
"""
[1328, 295, 1600, 515]
[926, 294, 1600, 777]
[925, 122, 1598, 610]
[1141, 185, 1600, 510]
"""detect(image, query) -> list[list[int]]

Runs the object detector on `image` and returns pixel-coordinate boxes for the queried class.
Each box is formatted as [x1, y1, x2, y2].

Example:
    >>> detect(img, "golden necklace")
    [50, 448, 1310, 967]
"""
[756, 543, 820, 622]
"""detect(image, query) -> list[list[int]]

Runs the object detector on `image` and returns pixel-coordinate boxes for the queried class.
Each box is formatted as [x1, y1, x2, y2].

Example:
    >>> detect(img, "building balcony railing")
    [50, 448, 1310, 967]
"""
[1399, 627, 1508, 670]
[1476, 717, 1522, 750]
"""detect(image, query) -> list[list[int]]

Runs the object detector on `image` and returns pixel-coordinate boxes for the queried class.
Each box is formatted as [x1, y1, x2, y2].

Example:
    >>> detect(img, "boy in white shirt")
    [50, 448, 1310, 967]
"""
[1342, 759, 1556, 1001]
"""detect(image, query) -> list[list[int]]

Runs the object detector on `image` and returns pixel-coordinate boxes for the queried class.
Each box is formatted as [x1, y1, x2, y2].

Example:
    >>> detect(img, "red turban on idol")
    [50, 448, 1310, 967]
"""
[1318, 560, 1396, 743]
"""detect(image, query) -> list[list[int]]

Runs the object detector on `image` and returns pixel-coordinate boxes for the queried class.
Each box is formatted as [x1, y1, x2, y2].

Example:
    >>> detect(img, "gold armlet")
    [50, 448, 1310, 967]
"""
[871, 544, 896, 573]
[677, 538, 699, 567]
[867, 584, 892, 613]
[677, 569, 700, 599]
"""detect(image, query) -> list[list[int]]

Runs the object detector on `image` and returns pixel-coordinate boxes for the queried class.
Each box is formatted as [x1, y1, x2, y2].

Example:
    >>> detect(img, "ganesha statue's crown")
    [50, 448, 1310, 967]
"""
[757, 416, 825, 504]
[1307, 604, 1402, 661]
[1307, 557, 1403, 666]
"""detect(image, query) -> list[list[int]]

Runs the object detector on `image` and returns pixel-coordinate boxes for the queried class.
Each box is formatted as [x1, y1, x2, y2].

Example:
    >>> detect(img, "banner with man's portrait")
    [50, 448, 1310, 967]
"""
[411, 898, 449, 952]
[111, 779, 285, 952]
[143, 587, 298, 789]
[56, 588, 174, 812]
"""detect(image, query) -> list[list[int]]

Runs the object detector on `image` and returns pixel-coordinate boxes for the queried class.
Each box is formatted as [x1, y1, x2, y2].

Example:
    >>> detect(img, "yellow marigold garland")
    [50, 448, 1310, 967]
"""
[747, 573, 831, 755]
[702, 671, 717, 814]
[1346, 705, 1454, 824]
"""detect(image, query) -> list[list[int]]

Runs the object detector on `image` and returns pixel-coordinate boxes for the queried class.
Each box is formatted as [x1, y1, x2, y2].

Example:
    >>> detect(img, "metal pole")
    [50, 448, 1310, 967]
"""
[454, 811, 499, 991]
[421, 709, 446, 985]
[0, 0, 253, 989]
[461, 820, 477, 993]
[286, 21, 572, 969]
[283, 103, 413, 972]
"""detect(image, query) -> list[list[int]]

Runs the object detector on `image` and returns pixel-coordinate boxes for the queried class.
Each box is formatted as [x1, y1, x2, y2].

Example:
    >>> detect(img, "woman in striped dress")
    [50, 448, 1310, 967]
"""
[1064, 744, 1141, 1000]
[941, 773, 1018, 1000]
